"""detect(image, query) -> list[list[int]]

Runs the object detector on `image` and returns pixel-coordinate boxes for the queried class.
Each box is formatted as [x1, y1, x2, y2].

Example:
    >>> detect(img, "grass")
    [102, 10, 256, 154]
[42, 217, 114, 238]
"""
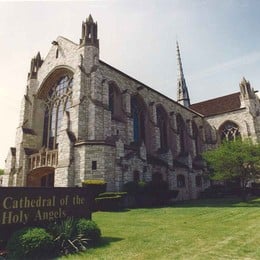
[60, 197, 260, 260]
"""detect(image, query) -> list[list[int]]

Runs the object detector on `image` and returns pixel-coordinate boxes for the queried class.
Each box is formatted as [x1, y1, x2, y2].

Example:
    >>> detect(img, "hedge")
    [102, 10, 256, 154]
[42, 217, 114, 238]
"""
[7, 227, 54, 259]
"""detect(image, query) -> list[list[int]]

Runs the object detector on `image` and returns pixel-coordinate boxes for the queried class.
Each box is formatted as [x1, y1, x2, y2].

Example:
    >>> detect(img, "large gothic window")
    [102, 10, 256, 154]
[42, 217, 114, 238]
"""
[192, 121, 200, 155]
[131, 95, 146, 145]
[156, 105, 168, 151]
[176, 114, 186, 154]
[108, 82, 122, 120]
[219, 121, 240, 141]
[42, 75, 73, 149]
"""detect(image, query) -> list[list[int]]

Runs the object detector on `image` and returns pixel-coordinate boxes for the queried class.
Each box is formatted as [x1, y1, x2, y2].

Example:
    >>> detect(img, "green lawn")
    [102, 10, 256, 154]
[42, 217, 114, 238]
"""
[61, 197, 260, 260]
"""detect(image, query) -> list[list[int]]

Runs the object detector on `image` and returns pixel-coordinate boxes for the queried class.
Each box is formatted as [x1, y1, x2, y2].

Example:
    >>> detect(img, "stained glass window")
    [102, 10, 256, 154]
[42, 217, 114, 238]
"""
[42, 75, 73, 149]
[220, 121, 240, 141]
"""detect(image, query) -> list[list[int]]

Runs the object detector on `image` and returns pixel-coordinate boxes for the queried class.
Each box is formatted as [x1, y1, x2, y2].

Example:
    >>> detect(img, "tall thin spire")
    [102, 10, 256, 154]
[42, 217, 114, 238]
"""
[176, 41, 190, 107]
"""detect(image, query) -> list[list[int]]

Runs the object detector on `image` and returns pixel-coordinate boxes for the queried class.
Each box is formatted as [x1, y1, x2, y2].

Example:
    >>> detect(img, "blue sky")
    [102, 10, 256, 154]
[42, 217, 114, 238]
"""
[0, 0, 260, 168]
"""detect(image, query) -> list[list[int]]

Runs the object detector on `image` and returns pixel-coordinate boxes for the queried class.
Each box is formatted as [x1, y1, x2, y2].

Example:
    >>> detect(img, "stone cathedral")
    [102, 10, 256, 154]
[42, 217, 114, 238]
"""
[3, 16, 260, 200]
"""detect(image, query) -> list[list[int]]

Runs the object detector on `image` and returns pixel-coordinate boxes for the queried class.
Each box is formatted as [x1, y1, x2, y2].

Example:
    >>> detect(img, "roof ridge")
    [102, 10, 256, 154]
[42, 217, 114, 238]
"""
[191, 92, 240, 106]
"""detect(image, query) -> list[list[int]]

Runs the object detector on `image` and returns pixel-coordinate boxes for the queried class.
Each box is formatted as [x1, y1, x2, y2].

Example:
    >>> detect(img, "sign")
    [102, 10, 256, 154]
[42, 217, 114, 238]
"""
[0, 187, 92, 228]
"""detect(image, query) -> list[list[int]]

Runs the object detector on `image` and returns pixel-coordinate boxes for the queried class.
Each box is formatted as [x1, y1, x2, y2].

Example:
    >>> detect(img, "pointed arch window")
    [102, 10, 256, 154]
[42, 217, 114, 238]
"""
[177, 174, 185, 188]
[108, 82, 122, 120]
[176, 114, 186, 154]
[192, 121, 200, 155]
[195, 175, 202, 187]
[131, 95, 146, 144]
[156, 106, 168, 151]
[108, 85, 115, 114]
[42, 75, 73, 149]
[219, 121, 240, 141]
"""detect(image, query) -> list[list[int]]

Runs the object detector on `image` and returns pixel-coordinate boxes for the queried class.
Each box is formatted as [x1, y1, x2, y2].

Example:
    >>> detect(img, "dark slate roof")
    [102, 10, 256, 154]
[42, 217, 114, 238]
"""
[190, 92, 242, 117]
[99, 60, 203, 117]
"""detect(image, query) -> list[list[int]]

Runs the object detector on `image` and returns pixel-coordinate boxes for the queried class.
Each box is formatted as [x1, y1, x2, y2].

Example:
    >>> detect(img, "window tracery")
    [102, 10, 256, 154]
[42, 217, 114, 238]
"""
[220, 121, 240, 141]
[42, 75, 73, 149]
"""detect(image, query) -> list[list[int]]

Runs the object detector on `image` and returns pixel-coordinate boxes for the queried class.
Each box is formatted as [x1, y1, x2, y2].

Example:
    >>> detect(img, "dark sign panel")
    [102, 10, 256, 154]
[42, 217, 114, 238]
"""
[0, 187, 92, 228]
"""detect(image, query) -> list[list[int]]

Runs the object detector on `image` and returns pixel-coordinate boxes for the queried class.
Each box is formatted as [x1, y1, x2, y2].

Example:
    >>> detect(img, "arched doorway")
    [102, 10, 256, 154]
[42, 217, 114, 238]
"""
[27, 167, 55, 187]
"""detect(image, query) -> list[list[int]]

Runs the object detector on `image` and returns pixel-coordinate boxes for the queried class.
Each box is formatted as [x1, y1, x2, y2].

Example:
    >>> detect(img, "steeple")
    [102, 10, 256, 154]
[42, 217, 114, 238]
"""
[80, 14, 99, 48]
[27, 52, 43, 80]
[176, 41, 190, 107]
[239, 77, 255, 99]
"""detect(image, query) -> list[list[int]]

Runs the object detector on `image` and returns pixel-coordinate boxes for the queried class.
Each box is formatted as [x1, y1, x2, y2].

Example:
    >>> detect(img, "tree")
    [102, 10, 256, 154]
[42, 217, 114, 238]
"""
[0, 169, 4, 175]
[203, 139, 260, 199]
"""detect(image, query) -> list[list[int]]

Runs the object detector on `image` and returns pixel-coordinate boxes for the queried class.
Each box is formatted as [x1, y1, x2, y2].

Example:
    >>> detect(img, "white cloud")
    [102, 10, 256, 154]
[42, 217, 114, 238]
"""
[189, 51, 260, 80]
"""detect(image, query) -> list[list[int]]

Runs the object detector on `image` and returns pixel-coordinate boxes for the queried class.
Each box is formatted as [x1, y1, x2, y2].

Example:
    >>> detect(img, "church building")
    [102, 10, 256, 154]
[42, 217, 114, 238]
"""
[3, 15, 260, 200]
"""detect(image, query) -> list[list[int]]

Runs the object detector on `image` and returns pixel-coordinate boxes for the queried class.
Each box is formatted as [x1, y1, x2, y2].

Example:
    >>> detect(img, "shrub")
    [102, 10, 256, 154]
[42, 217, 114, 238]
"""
[199, 184, 242, 199]
[123, 181, 148, 195]
[98, 192, 127, 198]
[95, 192, 127, 211]
[48, 218, 89, 255]
[76, 219, 101, 244]
[137, 181, 147, 193]
[252, 182, 260, 189]
[82, 179, 107, 185]
[95, 196, 123, 211]
[82, 180, 107, 203]
[123, 181, 139, 195]
[123, 180, 173, 207]
[7, 227, 54, 259]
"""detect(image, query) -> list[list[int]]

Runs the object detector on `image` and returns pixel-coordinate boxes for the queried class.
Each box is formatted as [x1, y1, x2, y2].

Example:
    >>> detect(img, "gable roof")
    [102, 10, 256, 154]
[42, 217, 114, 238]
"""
[190, 92, 242, 117]
[99, 60, 203, 117]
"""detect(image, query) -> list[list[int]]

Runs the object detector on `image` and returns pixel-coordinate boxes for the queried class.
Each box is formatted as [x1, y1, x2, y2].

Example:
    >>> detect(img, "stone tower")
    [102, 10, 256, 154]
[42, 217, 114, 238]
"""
[176, 41, 190, 107]
[80, 14, 99, 48]
[79, 14, 99, 72]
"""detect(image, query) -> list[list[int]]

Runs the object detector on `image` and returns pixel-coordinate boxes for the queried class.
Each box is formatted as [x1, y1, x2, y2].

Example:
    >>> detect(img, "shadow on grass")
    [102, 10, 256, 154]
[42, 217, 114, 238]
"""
[94, 197, 260, 212]
[96, 236, 124, 248]
[172, 196, 260, 208]
[53, 237, 124, 259]
[95, 208, 130, 213]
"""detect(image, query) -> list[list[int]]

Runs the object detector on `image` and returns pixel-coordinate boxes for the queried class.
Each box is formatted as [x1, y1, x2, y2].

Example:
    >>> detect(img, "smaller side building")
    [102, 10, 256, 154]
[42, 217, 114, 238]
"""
[190, 78, 260, 143]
